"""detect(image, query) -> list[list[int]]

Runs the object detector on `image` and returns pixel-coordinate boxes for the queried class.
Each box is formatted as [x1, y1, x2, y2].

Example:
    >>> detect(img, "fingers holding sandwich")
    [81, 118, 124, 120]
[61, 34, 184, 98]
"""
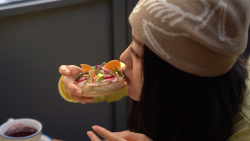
[59, 65, 83, 76]
[59, 65, 83, 97]
[62, 75, 81, 96]
[59, 65, 93, 104]
[69, 93, 93, 104]
[62, 74, 93, 103]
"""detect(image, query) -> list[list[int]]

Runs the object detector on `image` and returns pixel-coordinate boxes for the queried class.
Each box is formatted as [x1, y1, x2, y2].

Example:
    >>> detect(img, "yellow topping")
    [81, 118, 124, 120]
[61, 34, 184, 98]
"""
[97, 73, 104, 78]
[120, 62, 125, 68]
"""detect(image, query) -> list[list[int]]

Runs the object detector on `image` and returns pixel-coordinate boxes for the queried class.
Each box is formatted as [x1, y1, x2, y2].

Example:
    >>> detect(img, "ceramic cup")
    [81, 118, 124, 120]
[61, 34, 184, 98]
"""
[0, 118, 42, 141]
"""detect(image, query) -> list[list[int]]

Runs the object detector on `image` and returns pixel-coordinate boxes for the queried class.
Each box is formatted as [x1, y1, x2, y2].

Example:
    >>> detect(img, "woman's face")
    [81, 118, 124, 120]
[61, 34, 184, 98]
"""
[120, 29, 144, 101]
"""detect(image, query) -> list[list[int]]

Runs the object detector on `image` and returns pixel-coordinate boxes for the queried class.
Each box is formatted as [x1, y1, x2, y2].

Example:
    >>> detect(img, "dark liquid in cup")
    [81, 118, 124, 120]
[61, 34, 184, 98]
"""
[4, 124, 37, 137]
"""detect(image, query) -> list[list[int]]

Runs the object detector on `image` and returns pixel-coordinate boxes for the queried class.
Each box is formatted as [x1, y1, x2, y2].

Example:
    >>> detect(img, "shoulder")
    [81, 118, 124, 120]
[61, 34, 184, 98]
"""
[228, 113, 250, 141]
[228, 63, 250, 141]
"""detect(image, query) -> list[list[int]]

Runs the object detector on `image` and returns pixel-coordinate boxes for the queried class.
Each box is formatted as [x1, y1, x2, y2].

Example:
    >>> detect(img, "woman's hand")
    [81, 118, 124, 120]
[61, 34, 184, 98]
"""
[87, 125, 153, 141]
[59, 65, 93, 104]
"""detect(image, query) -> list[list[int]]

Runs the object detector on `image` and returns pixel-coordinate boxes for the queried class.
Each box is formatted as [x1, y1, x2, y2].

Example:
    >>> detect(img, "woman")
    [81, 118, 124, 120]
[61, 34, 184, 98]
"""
[59, 0, 250, 140]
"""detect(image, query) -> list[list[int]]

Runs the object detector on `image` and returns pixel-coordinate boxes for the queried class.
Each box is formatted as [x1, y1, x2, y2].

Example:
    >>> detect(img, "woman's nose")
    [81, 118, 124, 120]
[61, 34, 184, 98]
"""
[120, 47, 132, 68]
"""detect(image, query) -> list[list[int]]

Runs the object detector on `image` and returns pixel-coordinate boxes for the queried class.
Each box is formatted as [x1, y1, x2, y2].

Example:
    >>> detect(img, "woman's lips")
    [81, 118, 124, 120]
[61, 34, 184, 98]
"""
[123, 76, 131, 85]
[122, 70, 131, 85]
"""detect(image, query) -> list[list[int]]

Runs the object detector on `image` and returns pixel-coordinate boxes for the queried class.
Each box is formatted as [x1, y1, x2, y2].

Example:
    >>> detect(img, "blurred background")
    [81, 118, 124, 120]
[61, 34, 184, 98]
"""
[0, 0, 28, 5]
[0, 0, 249, 141]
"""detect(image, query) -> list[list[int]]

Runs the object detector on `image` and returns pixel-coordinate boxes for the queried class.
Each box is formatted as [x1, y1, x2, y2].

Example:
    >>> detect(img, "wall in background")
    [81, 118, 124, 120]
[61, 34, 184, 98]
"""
[0, 1, 119, 141]
[0, 0, 139, 140]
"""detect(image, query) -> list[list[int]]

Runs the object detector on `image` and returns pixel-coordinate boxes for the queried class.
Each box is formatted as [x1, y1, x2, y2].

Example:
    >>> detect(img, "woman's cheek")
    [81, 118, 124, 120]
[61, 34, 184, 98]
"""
[134, 60, 143, 101]
[134, 76, 143, 101]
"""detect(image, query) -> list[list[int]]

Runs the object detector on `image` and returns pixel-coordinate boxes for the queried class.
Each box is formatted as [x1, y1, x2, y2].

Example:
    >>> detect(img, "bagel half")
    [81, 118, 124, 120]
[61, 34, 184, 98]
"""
[77, 78, 125, 97]
[74, 61, 126, 97]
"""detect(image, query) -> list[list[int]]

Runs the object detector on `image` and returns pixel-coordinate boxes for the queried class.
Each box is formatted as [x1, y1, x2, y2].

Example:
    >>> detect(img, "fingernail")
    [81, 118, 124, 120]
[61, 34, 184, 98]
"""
[87, 131, 92, 137]
[75, 90, 82, 97]
[65, 70, 70, 75]
[92, 126, 98, 131]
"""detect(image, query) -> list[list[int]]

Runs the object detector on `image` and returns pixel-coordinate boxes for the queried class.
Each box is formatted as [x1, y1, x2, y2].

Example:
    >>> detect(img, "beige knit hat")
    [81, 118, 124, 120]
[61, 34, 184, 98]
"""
[129, 0, 250, 77]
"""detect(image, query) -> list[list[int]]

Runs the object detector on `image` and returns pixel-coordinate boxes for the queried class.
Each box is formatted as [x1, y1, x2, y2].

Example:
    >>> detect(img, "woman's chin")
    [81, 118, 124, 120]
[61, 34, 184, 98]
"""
[127, 87, 140, 101]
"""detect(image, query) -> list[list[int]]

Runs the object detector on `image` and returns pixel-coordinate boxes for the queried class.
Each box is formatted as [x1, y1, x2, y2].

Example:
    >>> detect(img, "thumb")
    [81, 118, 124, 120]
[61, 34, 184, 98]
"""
[114, 131, 152, 141]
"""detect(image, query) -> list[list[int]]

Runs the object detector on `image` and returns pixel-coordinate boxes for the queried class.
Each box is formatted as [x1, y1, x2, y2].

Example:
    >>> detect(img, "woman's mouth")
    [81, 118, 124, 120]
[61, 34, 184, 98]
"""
[123, 76, 131, 85]
[121, 70, 131, 85]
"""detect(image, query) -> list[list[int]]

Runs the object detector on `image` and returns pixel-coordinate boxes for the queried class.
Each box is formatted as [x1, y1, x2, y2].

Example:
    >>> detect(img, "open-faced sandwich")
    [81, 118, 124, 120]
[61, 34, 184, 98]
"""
[73, 60, 126, 97]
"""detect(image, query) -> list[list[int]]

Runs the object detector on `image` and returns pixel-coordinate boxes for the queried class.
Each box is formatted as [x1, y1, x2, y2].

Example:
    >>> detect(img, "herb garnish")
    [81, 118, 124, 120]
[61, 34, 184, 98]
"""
[111, 66, 122, 77]
[82, 77, 90, 87]
[96, 76, 104, 85]
[105, 70, 116, 77]
[74, 72, 89, 81]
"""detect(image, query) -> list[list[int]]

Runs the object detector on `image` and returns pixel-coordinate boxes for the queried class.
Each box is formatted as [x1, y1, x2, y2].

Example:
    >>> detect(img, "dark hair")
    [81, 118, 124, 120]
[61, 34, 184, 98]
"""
[127, 45, 248, 141]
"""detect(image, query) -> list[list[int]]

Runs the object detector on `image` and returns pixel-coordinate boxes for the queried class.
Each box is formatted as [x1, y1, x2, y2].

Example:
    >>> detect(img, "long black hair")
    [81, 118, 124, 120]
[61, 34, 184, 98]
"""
[127, 45, 248, 141]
